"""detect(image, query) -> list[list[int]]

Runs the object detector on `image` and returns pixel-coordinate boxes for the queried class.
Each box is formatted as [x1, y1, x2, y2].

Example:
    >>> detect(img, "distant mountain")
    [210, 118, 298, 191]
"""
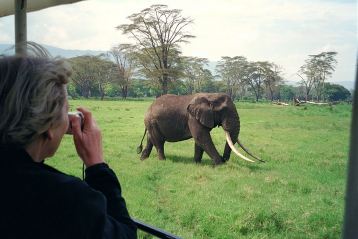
[0, 43, 105, 58]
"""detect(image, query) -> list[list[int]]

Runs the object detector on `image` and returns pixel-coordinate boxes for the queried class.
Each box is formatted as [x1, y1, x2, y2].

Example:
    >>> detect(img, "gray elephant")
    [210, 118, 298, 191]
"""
[137, 93, 263, 165]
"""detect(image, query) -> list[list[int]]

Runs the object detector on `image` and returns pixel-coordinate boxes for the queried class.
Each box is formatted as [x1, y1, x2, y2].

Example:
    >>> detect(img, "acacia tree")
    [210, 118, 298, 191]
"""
[298, 52, 337, 101]
[117, 4, 194, 95]
[133, 46, 183, 96]
[70, 55, 114, 100]
[181, 56, 209, 94]
[311, 52, 337, 101]
[96, 57, 116, 100]
[297, 60, 316, 101]
[69, 56, 97, 98]
[244, 61, 269, 102]
[216, 56, 249, 99]
[108, 44, 136, 99]
[263, 63, 284, 101]
[197, 68, 215, 93]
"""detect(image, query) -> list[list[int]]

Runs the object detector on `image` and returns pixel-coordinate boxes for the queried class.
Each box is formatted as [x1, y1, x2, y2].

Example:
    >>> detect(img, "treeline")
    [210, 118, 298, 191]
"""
[66, 4, 351, 102]
[67, 51, 351, 102]
[67, 55, 351, 102]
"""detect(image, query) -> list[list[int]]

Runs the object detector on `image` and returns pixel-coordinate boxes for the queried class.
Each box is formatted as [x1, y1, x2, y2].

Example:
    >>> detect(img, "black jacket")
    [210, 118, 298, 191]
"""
[0, 146, 137, 239]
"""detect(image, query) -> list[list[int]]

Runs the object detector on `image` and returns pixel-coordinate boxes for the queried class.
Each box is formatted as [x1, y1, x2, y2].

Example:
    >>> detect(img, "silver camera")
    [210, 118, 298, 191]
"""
[66, 111, 84, 134]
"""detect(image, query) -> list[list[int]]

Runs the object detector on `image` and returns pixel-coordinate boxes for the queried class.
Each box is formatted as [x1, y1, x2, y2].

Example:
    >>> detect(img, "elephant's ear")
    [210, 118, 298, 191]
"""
[187, 98, 214, 128]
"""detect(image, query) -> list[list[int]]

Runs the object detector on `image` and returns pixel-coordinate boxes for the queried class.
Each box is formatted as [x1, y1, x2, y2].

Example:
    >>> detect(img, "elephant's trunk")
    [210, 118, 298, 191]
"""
[221, 110, 240, 135]
[224, 131, 255, 163]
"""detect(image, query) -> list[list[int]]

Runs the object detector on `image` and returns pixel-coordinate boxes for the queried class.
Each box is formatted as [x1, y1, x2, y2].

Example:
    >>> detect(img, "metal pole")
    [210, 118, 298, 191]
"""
[15, 0, 27, 55]
[343, 61, 358, 238]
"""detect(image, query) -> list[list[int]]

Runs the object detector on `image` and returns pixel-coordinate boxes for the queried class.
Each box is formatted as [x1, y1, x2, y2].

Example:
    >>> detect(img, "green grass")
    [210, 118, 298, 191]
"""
[48, 99, 352, 238]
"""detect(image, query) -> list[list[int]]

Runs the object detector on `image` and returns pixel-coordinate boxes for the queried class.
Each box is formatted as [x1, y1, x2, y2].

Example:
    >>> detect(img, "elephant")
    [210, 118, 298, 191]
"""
[137, 93, 264, 165]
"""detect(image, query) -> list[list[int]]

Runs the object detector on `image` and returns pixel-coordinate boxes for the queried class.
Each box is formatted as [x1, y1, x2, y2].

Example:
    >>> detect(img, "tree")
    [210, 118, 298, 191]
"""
[244, 61, 269, 102]
[299, 52, 338, 101]
[128, 79, 160, 97]
[97, 58, 116, 100]
[279, 84, 296, 101]
[69, 56, 97, 98]
[216, 57, 283, 101]
[324, 83, 351, 101]
[311, 52, 338, 101]
[168, 80, 187, 95]
[108, 44, 136, 99]
[199, 69, 215, 93]
[297, 60, 316, 101]
[216, 56, 248, 99]
[117, 4, 194, 95]
[181, 56, 211, 94]
[67, 81, 79, 98]
[263, 63, 284, 101]
[69, 55, 115, 100]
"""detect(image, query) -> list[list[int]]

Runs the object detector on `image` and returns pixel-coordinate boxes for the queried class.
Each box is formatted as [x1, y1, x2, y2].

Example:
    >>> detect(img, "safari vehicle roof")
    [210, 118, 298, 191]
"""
[0, 0, 84, 17]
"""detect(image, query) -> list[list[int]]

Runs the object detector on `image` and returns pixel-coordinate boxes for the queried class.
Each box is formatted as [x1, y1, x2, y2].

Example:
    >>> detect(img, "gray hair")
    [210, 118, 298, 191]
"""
[0, 50, 71, 147]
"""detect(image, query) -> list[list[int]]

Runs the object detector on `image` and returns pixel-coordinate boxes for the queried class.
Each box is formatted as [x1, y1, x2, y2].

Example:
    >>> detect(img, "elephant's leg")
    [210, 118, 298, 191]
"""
[222, 143, 231, 162]
[223, 132, 238, 162]
[149, 123, 166, 160]
[189, 119, 223, 165]
[194, 143, 204, 163]
[199, 135, 223, 165]
[141, 136, 153, 160]
[154, 141, 166, 160]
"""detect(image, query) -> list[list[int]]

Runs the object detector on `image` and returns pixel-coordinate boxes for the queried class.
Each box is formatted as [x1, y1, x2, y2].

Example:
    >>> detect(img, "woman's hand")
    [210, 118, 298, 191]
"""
[69, 107, 104, 167]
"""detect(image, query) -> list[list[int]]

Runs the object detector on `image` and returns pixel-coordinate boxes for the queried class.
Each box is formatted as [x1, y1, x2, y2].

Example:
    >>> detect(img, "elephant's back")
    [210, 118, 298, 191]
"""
[144, 94, 193, 141]
[147, 94, 193, 117]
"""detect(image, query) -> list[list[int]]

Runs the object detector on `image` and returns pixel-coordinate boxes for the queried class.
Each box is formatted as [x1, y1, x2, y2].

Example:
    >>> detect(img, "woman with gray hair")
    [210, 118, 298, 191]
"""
[0, 53, 137, 238]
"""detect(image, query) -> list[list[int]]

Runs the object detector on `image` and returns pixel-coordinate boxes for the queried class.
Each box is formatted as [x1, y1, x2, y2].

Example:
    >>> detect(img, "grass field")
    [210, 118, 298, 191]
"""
[48, 99, 352, 239]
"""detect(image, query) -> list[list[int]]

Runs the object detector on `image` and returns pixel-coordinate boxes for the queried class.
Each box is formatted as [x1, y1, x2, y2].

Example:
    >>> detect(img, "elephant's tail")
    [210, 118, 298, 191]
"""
[136, 128, 147, 154]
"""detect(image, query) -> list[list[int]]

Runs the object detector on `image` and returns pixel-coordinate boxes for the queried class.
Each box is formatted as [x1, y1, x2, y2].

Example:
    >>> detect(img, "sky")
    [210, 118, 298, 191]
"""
[0, 0, 356, 85]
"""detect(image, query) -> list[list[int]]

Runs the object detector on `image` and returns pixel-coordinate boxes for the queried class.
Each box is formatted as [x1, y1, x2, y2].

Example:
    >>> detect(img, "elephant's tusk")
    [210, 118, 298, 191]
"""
[237, 138, 265, 163]
[225, 131, 255, 163]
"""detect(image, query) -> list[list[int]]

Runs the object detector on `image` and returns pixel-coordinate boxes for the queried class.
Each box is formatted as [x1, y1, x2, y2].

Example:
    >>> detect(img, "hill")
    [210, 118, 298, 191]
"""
[0, 43, 105, 58]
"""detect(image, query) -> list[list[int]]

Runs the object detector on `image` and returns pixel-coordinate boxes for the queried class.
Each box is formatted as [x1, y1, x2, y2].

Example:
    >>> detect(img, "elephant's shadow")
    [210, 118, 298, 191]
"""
[164, 154, 266, 169]
[165, 154, 213, 166]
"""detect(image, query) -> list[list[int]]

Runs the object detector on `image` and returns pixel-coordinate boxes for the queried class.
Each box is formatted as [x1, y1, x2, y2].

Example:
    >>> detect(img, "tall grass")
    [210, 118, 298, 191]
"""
[49, 99, 351, 238]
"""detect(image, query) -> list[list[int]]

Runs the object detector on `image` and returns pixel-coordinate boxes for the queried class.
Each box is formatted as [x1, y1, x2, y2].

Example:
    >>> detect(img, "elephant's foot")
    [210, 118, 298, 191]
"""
[158, 155, 166, 160]
[140, 155, 148, 160]
[140, 151, 150, 160]
[194, 157, 202, 163]
[222, 156, 230, 162]
[194, 146, 203, 163]
[222, 150, 231, 162]
[213, 157, 225, 165]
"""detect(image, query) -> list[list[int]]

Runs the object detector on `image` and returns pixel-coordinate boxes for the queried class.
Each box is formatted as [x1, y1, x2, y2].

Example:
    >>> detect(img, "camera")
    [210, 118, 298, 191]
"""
[66, 111, 84, 134]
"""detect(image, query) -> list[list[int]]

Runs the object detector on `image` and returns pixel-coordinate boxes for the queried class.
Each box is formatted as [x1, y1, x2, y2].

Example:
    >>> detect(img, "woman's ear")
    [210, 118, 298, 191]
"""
[187, 97, 214, 128]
